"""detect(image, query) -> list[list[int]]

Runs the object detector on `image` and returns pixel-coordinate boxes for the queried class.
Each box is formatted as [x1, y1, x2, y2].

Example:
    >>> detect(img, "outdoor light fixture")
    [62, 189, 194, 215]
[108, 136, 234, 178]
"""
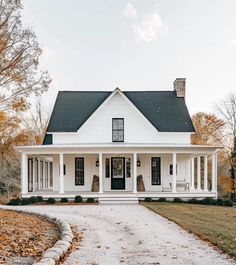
[96, 158, 99, 167]
[137, 158, 141, 167]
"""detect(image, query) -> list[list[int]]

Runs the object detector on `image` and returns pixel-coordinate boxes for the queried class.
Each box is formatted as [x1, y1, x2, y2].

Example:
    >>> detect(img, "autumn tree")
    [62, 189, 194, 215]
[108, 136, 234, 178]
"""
[191, 112, 225, 145]
[0, 0, 50, 110]
[0, 0, 51, 198]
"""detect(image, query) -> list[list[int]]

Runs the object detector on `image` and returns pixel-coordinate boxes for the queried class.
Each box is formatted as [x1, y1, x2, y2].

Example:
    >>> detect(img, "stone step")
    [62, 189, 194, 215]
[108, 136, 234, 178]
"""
[98, 196, 139, 204]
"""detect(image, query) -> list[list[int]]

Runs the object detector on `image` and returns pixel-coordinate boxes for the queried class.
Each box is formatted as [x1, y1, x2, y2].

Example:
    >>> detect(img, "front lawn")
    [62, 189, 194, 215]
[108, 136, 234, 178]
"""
[142, 202, 236, 258]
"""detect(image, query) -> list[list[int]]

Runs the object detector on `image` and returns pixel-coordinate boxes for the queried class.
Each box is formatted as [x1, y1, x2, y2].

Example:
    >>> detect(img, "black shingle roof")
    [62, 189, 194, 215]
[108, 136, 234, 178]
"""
[44, 90, 195, 143]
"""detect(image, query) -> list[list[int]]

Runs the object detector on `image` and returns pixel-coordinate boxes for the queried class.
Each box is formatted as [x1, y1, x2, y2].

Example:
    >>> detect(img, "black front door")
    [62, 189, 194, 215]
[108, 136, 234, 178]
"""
[111, 157, 125, 190]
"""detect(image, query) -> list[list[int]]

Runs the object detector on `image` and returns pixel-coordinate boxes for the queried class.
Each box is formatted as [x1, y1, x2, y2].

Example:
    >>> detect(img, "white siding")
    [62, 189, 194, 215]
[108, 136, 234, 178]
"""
[52, 92, 191, 145]
[52, 153, 191, 192]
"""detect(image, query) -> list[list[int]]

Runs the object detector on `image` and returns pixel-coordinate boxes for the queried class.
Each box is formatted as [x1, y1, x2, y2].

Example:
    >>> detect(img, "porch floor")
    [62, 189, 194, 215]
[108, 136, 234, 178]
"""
[22, 190, 217, 199]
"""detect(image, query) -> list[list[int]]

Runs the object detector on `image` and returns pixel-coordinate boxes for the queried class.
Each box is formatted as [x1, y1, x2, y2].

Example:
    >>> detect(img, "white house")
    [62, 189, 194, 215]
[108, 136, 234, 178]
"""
[17, 78, 220, 203]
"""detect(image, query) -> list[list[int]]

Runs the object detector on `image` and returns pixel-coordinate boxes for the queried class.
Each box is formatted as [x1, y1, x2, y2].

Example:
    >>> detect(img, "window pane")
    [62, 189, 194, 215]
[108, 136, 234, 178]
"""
[126, 158, 131, 178]
[40, 161, 43, 189]
[151, 157, 161, 185]
[49, 162, 53, 187]
[35, 159, 39, 190]
[45, 162, 48, 188]
[112, 118, 124, 142]
[105, 158, 110, 178]
[75, 158, 84, 185]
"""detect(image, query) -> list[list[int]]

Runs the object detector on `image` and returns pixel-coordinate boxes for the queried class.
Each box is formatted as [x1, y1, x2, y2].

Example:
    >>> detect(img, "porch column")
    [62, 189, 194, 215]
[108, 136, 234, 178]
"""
[190, 158, 195, 191]
[172, 152, 177, 193]
[133, 153, 137, 193]
[99, 153, 103, 193]
[32, 157, 36, 191]
[211, 152, 217, 192]
[204, 155, 208, 192]
[197, 156, 201, 191]
[21, 153, 28, 194]
[59, 153, 64, 193]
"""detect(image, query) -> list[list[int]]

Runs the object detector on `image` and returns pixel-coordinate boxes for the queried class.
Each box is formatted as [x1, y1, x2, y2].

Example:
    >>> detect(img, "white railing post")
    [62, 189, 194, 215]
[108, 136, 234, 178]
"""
[197, 156, 201, 191]
[133, 153, 137, 193]
[204, 155, 208, 192]
[21, 153, 28, 194]
[59, 153, 64, 194]
[172, 153, 177, 193]
[99, 153, 103, 193]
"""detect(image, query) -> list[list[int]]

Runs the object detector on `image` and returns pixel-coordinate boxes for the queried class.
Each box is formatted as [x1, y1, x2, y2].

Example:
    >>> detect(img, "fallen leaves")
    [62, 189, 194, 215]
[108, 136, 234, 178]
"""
[0, 209, 59, 264]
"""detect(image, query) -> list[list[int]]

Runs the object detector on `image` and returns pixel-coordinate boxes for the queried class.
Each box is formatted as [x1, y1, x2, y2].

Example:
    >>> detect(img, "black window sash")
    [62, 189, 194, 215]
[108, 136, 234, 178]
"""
[35, 159, 39, 190]
[151, 157, 161, 185]
[45, 162, 48, 188]
[75, 157, 84, 185]
[49, 162, 53, 187]
[28, 158, 33, 192]
[112, 118, 124, 142]
[40, 161, 43, 189]
[105, 158, 110, 178]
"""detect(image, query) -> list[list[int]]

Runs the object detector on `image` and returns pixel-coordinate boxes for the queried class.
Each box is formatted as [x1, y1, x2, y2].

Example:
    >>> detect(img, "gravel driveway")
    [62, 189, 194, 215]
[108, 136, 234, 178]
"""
[6, 205, 235, 265]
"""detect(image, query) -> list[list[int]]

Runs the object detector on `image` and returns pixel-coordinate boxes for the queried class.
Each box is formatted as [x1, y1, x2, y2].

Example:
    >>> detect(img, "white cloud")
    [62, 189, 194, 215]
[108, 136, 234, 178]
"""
[132, 5, 168, 43]
[122, 3, 137, 19]
[40, 45, 56, 64]
[230, 39, 236, 46]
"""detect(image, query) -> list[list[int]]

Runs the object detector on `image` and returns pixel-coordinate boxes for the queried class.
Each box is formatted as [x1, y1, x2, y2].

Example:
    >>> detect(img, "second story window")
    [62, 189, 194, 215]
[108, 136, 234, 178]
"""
[112, 118, 124, 142]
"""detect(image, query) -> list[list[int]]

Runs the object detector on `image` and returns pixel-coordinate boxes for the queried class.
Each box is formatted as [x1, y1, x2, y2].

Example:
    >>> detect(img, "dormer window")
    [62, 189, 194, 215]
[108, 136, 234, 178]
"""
[112, 118, 124, 142]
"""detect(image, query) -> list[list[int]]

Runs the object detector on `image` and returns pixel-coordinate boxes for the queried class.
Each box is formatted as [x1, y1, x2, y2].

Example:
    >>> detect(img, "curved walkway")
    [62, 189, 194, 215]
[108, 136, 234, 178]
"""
[5, 205, 235, 265]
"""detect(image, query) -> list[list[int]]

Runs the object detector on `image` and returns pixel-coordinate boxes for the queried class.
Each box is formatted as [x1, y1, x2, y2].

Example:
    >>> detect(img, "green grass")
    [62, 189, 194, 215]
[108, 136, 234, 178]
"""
[142, 202, 236, 258]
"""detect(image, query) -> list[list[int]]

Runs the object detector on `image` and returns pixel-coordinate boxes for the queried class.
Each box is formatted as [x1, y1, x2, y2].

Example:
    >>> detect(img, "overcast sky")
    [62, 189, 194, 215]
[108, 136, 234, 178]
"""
[22, 0, 236, 115]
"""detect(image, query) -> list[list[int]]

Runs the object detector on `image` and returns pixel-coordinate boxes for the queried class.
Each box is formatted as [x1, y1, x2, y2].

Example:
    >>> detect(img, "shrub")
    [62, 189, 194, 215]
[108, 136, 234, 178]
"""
[216, 198, 224, 206]
[7, 198, 21, 205]
[74, 195, 83, 203]
[211, 199, 217, 205]
[87, 197, 95, 203]
[173, 197, 183, 203]
[36, 196, 43, 202]
[188, 198, 198, 204]
[223, 199, 233, 207]
[47, 198, 56, 204]
[158, 198, 166, 202]
[21, 198, 32, 205]
[60, 198, 68, 203]
[144, 197, 152, 202]
[29, 196, 38, 204]
[202, 197, 214, 205]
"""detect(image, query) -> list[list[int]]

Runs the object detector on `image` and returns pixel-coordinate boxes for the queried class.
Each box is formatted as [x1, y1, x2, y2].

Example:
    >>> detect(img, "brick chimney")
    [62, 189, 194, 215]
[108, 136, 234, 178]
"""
[174, 78, 186, 98]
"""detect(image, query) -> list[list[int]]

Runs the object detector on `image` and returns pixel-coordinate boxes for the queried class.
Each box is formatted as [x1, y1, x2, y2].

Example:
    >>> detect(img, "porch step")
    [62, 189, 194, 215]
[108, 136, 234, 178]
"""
[98, 195, 139, 204]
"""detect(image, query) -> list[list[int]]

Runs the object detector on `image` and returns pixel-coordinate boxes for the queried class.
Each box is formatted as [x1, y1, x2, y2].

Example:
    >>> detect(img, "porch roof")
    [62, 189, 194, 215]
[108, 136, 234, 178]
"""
[15, 143, 221, 154]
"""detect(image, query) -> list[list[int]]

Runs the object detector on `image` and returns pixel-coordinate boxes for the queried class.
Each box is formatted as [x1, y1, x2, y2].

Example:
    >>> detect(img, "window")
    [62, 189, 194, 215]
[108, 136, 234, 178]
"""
[169, 164, 177, 175]
[105, 158, 110, 178]
[126, 158, 131, 178]
[112, 118, 124, 142]
[75, 158, 84, 185]
[45, 162, 48, 188]
[49, 162, 53, 187]
[28, 158, 33, 192]
[35, 159, 39, 190]
[151, 157, 161, 185]
[40, 161, 43, 189]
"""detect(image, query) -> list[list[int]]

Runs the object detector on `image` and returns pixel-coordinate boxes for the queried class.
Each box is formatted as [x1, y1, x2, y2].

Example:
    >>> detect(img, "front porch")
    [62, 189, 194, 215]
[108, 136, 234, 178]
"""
[18, 144, 219, 201]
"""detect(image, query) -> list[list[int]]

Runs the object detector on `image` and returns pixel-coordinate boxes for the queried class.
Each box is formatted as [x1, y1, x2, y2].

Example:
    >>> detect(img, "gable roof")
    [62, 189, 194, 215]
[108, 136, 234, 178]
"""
[45, 89, 195, 135]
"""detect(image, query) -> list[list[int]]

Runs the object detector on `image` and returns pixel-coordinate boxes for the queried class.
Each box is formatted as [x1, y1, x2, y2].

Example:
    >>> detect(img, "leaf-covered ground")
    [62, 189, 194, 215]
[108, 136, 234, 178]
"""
[0, 209, 60, 264]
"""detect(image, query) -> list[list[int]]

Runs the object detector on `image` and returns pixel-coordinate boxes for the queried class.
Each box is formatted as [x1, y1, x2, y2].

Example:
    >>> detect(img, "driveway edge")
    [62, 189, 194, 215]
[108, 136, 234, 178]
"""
[0, 206, 73, 265]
